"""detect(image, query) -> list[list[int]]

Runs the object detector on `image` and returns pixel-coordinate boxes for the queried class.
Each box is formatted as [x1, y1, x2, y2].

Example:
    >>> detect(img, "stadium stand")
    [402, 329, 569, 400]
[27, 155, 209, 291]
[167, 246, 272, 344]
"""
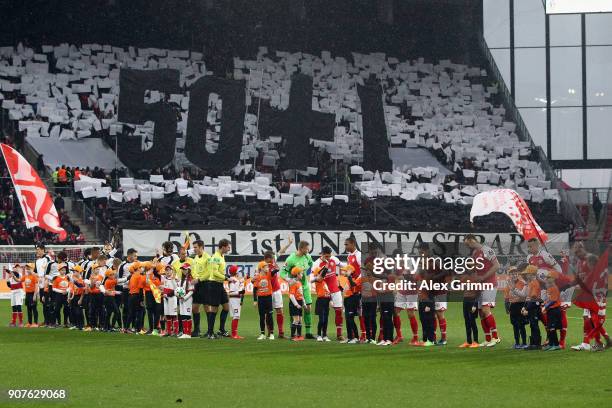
[0, 42, 570, 239]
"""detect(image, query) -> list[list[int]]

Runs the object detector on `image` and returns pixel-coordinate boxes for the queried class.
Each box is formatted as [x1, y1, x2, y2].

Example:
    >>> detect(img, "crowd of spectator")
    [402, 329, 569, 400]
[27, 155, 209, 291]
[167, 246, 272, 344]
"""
[68, 160, 567, 235]
[50, 164, 123, 193]
[92, 192, 567, 234]
[0, 136, 86, 245]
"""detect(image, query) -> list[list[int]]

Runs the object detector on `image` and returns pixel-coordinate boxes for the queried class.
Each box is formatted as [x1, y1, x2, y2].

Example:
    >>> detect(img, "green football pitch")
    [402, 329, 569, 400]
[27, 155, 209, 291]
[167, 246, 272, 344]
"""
[1, 298, 610, 408]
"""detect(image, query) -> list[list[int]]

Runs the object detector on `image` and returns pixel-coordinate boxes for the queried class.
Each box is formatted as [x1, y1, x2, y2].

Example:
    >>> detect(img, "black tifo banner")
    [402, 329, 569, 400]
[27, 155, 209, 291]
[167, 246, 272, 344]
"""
[117, 69, 391, 172]
[123, 229, 569, 260]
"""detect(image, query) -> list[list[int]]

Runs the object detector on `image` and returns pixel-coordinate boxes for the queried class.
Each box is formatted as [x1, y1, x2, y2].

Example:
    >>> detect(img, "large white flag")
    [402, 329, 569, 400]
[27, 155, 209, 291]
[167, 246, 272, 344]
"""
[470, 189, 548, 243]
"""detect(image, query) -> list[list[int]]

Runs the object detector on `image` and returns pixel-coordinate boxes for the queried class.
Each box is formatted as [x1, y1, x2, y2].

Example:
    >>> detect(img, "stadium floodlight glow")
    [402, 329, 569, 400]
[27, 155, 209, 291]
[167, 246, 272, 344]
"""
[544, 0, 612, 14]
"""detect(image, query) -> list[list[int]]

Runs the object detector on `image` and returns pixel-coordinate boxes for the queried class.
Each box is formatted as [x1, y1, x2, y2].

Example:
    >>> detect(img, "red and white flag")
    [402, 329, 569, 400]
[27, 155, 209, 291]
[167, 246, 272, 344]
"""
[0, 143, 67, 241]
[469, 188, 548, 243]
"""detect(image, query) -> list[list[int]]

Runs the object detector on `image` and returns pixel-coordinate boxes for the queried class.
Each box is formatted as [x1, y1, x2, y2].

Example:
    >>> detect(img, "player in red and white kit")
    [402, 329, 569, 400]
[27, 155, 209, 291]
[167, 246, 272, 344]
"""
[591, 288, 609, 351]
[161, 265, 178, 337]
[227, 265, 245, 339]
[177, 263, 195, 339]
[571, 246, 610, 351]
[4, 265, 25, 327]
[464, 234, 501, 347]
[393, 263, 420, 345]
[526, 238, 572, 348]
[340, 237, 366, 342]
[570, 242, 596, 351]
[312, 246, 344, 341]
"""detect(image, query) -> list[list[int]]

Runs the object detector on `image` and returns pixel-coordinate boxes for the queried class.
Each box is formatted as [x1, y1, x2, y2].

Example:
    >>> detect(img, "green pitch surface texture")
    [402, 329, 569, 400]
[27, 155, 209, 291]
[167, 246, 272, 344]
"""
[1, 298, 610, 408]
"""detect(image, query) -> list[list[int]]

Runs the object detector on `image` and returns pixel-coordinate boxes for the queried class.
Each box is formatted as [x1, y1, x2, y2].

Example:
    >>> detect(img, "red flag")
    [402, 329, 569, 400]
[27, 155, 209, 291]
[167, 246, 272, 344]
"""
[469, 189, 548, 242]
[573, 248, 609, 312]
[0, 143, 67, 241]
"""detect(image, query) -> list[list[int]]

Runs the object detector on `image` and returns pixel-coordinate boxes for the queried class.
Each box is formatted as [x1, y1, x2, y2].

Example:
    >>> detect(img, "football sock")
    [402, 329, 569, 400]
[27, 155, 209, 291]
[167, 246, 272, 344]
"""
[588, 315, 602, 343]
[193, 312, 201, 334]
[335, 309, 343, 337]
[481, 317, 491, 342]
[182, 320, 192, 336]
[393, 315, 402, 337]
[439, 318, 447, 340]
[206, 312, 216, 335]
[485, 314, 497, 339]
[276, 313, 284, 335]
[219, 310, 228, 332]
[583, 317, 591, 344]
[304, 310, 312, 334]
[231, 319, 239, 336]
[409, 315, 419, 339]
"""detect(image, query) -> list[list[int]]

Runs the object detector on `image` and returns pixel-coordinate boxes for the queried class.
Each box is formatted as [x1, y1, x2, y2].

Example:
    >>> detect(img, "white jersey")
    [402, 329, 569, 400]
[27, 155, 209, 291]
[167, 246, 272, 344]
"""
[159, 253, 179, 267]
[80, 258, 95, 279]
[35, 255, 51, 288]
[45, 261, 59, 283]
[104, 247, 118, 262]
[161, 275, 178, 293]
[161, 275, 178, 316]
[117, 261, 134, 289]
[228, 276, 245, 296]
[177, 276, 195, 315]
[177, 276, 194, 298]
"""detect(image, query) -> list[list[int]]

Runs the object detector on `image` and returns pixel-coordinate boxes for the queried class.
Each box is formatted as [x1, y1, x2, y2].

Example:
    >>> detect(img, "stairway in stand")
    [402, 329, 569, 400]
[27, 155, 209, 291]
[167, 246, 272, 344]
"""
[63, 199, 101, 244]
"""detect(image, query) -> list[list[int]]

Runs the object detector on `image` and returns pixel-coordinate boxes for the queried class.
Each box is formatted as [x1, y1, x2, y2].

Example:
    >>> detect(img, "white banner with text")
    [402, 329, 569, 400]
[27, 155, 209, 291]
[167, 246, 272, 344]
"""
[122, 229, 569, 258]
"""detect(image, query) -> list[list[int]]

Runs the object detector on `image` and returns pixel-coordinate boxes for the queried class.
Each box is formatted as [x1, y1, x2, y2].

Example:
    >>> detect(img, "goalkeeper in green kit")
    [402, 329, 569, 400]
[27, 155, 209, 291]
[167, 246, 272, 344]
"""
[280, 240, 314, 338]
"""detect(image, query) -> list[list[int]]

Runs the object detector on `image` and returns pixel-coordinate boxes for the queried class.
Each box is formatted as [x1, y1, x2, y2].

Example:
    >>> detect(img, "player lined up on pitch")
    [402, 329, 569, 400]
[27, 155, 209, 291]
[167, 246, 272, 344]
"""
[2, 235, 609, 351]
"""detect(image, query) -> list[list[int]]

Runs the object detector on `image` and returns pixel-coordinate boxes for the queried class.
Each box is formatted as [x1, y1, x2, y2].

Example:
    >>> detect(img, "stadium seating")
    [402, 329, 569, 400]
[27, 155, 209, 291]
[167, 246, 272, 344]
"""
[71, 167, 566, 233]
[0, 42, 569, 236]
